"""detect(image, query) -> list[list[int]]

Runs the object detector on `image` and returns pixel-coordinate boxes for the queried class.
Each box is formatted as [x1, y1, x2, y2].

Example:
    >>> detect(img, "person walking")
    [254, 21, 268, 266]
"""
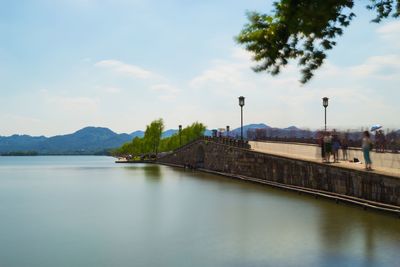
[362, 131, 373, 171]
[379, 130, 386, 153]
[341, 135, 349, 161]
[323, 132, 332, 163]
[374, 130, 381, 152]
[317, 131, 325, 162]
[332, 130, 340, 163]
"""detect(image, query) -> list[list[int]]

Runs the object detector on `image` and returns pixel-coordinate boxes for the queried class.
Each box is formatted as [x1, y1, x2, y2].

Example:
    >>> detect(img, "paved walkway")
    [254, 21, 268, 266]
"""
[250, 141, 400, 178]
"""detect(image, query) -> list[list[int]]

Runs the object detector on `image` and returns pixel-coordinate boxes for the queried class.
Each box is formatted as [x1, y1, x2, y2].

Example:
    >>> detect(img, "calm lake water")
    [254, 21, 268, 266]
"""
[0, 156, 399, 267]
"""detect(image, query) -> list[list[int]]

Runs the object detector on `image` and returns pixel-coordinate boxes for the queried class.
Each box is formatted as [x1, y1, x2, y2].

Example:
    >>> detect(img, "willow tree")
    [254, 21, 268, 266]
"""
[236, 1, 400, 83]
[144, 119, 164, 155]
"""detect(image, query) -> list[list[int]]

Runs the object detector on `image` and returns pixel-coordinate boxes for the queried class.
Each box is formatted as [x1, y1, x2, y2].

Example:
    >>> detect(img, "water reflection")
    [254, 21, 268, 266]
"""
[165, 167, 400, 266]
[122, 164, 162, 179]
[142, 164, 161, 179]
[315, 198, 400, 266]
[0, 157, 399, 267]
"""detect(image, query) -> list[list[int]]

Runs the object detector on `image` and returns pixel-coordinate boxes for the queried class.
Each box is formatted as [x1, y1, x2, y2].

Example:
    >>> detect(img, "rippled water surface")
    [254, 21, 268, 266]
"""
[0, 156, 399, 267]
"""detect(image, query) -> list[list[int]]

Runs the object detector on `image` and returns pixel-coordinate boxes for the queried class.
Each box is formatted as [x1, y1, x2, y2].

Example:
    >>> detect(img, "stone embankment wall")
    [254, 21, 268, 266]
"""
[158, 140, 400, 206]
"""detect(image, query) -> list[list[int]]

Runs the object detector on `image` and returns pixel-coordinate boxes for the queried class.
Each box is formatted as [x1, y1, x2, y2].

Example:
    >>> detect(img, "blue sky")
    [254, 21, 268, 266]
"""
[1, 0, 399, 136]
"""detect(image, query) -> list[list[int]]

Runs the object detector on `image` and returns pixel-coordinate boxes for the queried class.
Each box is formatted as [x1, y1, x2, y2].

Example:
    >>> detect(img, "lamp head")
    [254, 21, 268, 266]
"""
[322, 97, 329, 108]
[238, 96, 245, 107]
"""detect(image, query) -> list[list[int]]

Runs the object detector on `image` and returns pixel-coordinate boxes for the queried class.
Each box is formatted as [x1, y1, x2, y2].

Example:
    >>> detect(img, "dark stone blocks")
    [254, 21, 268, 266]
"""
[159, 140, 400, 206]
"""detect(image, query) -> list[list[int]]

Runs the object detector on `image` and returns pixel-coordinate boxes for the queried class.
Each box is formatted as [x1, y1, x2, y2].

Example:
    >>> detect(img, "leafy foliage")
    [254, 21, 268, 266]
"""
[236, 0, 400, 83]
[113, 120, 206, 157]
[144, 118, 164, 154]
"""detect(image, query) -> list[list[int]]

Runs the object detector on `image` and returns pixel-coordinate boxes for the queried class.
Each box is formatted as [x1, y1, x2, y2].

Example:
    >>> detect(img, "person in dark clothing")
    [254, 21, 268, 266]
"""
[341, 136, 349, 161]
[332, 131, 341, 163]
[318, 131, 325, 162]
[323, 132, 332, 163]
[379, 130, 386, 153]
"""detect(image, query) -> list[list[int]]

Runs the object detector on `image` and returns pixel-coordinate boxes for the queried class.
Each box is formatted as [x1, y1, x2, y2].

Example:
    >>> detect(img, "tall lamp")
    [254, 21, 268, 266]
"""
[179, 125, 182, 146]
[238, 96, 245, 141]
[322, 97, 329, 132]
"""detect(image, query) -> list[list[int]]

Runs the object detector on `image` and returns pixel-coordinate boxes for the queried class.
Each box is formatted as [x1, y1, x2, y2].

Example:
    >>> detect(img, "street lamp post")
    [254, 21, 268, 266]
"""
[238, 96, 245, 141]
[179, 125, 182, 146]
[322, 97, 329, 132]
[226, 125, 230, 138]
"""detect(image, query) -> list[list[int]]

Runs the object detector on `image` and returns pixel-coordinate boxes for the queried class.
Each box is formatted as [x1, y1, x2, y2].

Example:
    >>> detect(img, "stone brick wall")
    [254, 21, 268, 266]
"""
[250, 140, 400, 169]
[158, 140, 400, 206]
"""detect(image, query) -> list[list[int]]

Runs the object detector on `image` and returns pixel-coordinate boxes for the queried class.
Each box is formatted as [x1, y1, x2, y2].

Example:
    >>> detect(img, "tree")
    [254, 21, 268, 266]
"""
[158, 122, 206, 152]
[143, 119, 164, 155]
[131, 137, 144, 155]
[115, 120, 207, 157]
[236, 1, 400, 84]
[181, 122, 207, 143]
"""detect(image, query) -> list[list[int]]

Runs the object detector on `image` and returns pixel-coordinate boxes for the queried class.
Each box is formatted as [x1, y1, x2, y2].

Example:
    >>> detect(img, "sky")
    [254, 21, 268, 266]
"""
[0, 0, 399, 136]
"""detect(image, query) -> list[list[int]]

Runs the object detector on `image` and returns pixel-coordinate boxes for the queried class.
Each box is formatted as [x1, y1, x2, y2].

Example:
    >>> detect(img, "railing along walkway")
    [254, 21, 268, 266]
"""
[169, 136, 250, 154]
[250, 141, 400, 178]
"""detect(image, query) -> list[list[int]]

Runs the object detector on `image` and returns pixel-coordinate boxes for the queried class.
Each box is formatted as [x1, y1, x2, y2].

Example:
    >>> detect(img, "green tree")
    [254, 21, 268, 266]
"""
[115, 120, 206, 157]
[158, 122, 206, 152]
[131, 137, 144, 155]
[181, 122, 206, 143]
[236, 1, 400, 84]
[115, 142, 134, 156]
[143, 118, 164, 155]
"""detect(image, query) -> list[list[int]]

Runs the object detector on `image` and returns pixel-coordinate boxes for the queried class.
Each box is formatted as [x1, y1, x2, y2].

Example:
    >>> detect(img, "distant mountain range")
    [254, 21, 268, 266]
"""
[229, 123, 270, 138]
[1, 125, 398, 155]
[0, 127, 133, 155]
[0, 126, 185, 155]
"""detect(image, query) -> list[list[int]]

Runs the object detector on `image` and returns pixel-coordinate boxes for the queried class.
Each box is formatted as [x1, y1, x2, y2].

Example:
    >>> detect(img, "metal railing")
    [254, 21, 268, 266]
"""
[250, 136, 400, 154]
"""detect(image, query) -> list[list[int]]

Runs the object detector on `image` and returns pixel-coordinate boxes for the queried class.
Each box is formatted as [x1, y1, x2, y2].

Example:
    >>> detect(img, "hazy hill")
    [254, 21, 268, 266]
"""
[0, 135, 47, 152]
[162, 129, 178, 138]
[130, 130, 145, 138]
[229, 123, 270, 138]
[0, 127, 133, 155]
[38, 127, 133, 154]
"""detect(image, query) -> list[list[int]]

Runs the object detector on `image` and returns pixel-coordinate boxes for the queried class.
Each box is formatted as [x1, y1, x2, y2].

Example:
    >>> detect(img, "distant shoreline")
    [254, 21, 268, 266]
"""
[0, 152, 111, 156]
[1, 151, 38, 156]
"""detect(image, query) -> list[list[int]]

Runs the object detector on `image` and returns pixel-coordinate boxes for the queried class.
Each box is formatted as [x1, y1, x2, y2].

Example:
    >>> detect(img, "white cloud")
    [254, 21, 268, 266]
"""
[189, 48, 298, 97]
[151, 84, 179, 94]
[377, 20, 400, 46]
[54, 96, 99, 111]
[348, 54, 400, 79]
[1, 113, 41, 124]
[95, 60, 153, 79]
[103, 86, 122, 94]
[190, 61, 246, 87]
[44, 93, 99, 112]
[150, 84, 180, 101]
[189, 49, 251, 90]
[190, 64, 255, 97]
